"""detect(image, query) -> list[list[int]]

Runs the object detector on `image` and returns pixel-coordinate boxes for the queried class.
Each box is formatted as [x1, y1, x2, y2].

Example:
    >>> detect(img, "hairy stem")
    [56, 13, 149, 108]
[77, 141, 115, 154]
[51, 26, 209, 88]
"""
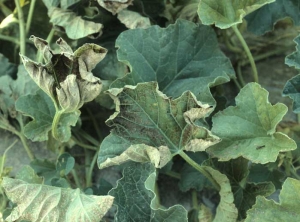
[179, 151, 220, 191]
[16, 131, 35, 160]
[71, 136, 97, 151]
[192, 190, 198, 209]
[232, 25, 258, 83]
[26, 0, 37, 35]
[14, 0, 26, 56]
[0, 34, 19, 44]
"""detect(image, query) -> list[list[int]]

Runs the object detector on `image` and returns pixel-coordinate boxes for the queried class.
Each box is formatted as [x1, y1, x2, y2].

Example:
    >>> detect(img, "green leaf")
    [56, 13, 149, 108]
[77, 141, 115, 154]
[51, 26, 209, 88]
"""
[0, 65, 38, 121]
[109, 162, 188, 221]
[98, 82, 220, 168]
[48, 7, 103, 39]
[198, 0, 275, 29]
[0, 53, 17, 77]
[56, 153, 75, 176]
[2, 177, 114, 222]
[201, 166, 238, 222]
[208, 83, 296, 164]
[246, 0, 300, 35]
[245, 178, 300, 222]
[283, 75, 300, 114]
[112, 19, 235, 106]
[15, 166, 43, 184]
[285, 34, 300, 69]
[178, 152, 211, 192]
[16, 90, 80, 142]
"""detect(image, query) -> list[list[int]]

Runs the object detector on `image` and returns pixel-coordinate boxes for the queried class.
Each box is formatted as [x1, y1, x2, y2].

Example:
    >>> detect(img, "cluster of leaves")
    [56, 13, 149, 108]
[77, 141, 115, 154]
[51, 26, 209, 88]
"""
[0, 0, 300, 221]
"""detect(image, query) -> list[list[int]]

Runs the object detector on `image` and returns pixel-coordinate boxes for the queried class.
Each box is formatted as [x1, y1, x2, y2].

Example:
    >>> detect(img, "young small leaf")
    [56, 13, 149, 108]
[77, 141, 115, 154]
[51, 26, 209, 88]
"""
[208, 83, 296, 164]
[2, 178, 114, 222]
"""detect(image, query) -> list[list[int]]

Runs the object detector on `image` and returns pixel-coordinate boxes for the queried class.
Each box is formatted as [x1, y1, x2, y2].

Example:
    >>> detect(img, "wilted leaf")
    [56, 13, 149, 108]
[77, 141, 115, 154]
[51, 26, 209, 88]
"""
[21, 36, 106, 113]
[98, 82, 220, 168]
[246, 0, 300, 35]
[16, 90, 80, 142]
[202, 166, 238, 222]
[208, 83, 296, 164]
[42, 0, 81, 9]
[198, 0, 275, 29]
[48, 7, 103, 39]
[117, 10, 151, 29]
[112, 19, 235, 106]
[99, 144, 172, 169]
[2, 177, 114, 222]
[109, 162, 188, 221]
[97, 0, 133, 14]
[245, 178, 300, 222]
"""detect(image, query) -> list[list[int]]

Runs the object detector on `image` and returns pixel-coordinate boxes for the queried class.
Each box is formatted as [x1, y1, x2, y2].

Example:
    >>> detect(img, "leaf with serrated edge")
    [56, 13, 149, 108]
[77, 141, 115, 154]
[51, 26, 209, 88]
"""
[109, 162, 188, 221]
[98, 82, 220, 168]
[2, 177, 114, 222]
[246, 0, 300, 35]
[16, 90, 80, 142]
[208, 83, 296, 164]
[245, 178, 300, 222]
[112, 19, 235, 106]
[198, 0, 275, 29]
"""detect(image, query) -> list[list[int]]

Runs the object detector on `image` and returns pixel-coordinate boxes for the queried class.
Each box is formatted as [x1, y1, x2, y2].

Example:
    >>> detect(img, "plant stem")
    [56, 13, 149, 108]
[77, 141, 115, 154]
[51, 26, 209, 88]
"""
[78, 130, 100, 147]
[161, 170, 181, 180]
[87, 108, 103, 141]
[179, 151, 220, 190]
[232, 78, 242, 90]
[0, 34, 19, 44]
[0, 2, 12, 16]
[192, 190, 198, 209]
[25, 0, 36, 35]
[71, 136, 97, 151]
[52, 109, 64, 141]
[232, 25, 258, 83]
[86, 149, 99, 187]
[237, 63, 246, 87]
[71, 169, 82, 189]
[15, 131, 35, 160]
[14, 0, 26, 56]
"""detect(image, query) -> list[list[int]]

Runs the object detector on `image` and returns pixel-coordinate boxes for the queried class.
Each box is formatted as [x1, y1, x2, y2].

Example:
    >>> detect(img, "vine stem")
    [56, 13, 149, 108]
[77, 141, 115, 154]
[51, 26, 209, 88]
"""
[15, 131, 35, 161]
[179, 151, 220, 191]
[86, 149, 99, 187]
[52, 109, 64, 140]
[26, 0, 36, 35]
[14, 0, 26, 56]
[0, 34, 19, 45]
[232, 25, 258, 83]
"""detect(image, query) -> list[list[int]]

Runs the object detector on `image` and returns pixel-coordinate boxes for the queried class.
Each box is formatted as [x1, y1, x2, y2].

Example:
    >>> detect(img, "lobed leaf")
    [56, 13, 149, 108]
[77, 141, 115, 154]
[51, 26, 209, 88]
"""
[197, 0, 275, 29]
[208, 83, 296, 164]
[98, 82, 220, 169]
[112, 19, 235, 106]
[246, 0, 300, 35]
[245, 178, 300, 222]
[16, 90, 80, 142]
[109, 162, 188, 221]
[2, 177, 114, 222]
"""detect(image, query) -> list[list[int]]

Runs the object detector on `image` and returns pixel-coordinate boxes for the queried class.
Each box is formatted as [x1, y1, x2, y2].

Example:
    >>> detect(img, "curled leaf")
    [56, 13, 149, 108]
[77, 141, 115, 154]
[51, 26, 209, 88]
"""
[20, 36, 107, 112]
[97, 0, 133, 14]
